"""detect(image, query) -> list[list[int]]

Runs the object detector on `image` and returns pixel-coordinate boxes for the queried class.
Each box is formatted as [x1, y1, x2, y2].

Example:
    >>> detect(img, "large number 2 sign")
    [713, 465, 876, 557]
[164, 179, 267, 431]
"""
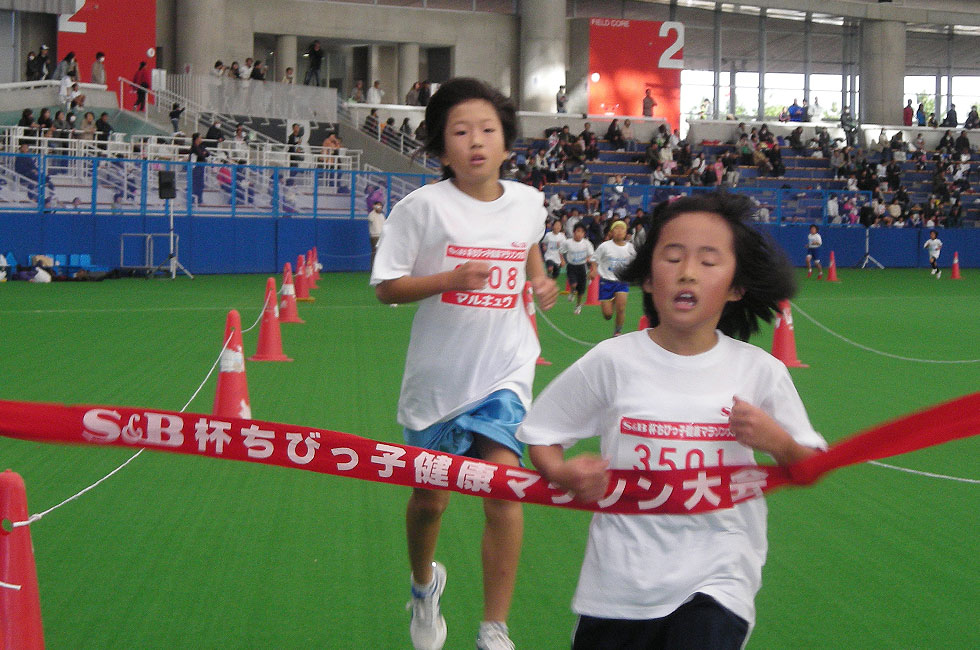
[58, 0, 88, 34]
[658, 22, 684, 69]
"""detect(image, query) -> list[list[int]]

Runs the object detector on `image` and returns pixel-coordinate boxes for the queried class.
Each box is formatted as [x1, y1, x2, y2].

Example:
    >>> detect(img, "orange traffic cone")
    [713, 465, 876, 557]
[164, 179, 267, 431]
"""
[522, 282, 551, 366]
[0, 470, 45, 650]
[826, 251, 840, 282]
[951, 252, 962, 279]
[585, 275, 600, 306]
[279, 263, 304, 324]
[249, 278, 293, 362]
[213, 310, 252, 419]
[637, 315, 650, 330]
[305, 249, 320, 290]
[295, 255, 314, 302]
[771, 300, 808, 368]
[311, 247, 322, 281]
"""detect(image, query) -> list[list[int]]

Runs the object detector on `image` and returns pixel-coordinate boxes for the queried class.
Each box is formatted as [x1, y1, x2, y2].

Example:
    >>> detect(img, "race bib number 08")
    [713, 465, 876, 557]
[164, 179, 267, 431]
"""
[441, 244, 527, 310]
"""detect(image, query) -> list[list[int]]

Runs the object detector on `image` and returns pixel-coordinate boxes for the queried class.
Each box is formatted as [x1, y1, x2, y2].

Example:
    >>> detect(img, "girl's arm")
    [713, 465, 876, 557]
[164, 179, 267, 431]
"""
[526, 244, 558, 310]
[375, 261, 490, 304]
[728, 396, 820, 466]
[529, 444, 610, 503]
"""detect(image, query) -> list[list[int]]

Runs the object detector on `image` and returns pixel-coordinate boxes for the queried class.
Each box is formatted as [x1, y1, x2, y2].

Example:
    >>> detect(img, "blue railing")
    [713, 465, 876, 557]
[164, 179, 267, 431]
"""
[0, 152, 436, 219]
[599, 184, 874, 226]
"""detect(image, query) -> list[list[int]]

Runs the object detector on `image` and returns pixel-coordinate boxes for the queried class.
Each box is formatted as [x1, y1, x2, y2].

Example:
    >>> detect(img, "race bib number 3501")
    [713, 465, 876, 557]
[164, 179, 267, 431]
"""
[441, 244, 527, 310]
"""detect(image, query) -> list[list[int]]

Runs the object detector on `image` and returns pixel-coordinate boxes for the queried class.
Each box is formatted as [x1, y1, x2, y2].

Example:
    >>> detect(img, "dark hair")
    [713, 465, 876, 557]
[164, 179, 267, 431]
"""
[618, 191, 795, 342]
[573, 222, 587, 232]
[423, 77, 517, 179]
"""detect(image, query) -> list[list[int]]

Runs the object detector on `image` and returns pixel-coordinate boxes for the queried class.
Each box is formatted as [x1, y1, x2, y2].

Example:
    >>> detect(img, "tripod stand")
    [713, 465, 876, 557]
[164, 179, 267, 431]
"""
[857, 226, 884, 269]
[151, 170, 193, 279]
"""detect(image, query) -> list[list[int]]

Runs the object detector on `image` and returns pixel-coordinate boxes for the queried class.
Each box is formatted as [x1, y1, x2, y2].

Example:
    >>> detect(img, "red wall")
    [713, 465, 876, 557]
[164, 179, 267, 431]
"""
[587, 18, 682, 131]
[57, 0, 157, 109]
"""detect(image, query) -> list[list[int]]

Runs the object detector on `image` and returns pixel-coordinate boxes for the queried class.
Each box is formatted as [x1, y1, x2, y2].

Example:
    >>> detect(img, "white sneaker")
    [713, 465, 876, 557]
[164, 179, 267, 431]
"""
[931, 269, 936, 274]
[407, 562, 447, 650]
[573, 305, 582, 315]
[476, 621, 514, 650]
[936, 270, 942, 278]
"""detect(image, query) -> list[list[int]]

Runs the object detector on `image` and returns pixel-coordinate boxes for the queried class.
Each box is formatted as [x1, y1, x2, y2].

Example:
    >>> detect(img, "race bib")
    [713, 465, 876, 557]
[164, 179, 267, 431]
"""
[441, 244, 527, 310]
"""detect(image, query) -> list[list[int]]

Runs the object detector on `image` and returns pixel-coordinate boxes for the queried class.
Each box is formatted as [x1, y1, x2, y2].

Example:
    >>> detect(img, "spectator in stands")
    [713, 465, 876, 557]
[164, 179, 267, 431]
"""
[885, 160, 902, 192]
[403, 81, 420, 106]
[955, 130, 971, 157]
[927, 112, 938, 127]
[24, 50, 37, 81]
[365, 183, 385, 213]
[305, 40, 324, 86]
[414, 120, 427, 142]
[826, 193, 840, 223]
[721, 150, 740, 187]
[788, 99, 803, 122]
[840, 107, 858, 147]
[35, 44, 51, 80]
[188, 133, 209, 204]
[556, 85, 567, 113]
[650, 162, 669, 185]
[777, 106, 790, 123]
[889, 131, 906, 161]
[903, 100, 914, 127]
[579, 180, 598, 213]
[51, 110, 71, 140]
[939, 130, 955, 154]
[36, 107, 53, 137]
[621, 119, 637, 152]
[91, 52, 106, 85]
[169, 103, 185, 133]
[15, 140, 38, 189]
[966, 106, 980, 130]
[363, 108, 379, 137]
[18, 108, 39, 136]
[913, 132, 926, 153]
[605, 119, 625, 151]
[65, 80, 86, 113]
[381, 117, 398, 146]
[700, 156, 719, 186]
[240, 58, 254, 80]
[132, 61, 151, 111]
[367, 80, 385, 104]
[205, 119, 224, 144]
[212, 60, 226, 77]
[250, 60, 266, 81]
[282, 67, 295, 84]
[53, 52, 77, 80]
[941, 105, 958, 127]
[349, 80, 366, 103]
[417, 80, 432, 106]
[641, 89, 656, 117]
[287, 123, 304, 172]
[78, 111, 96, 140]
[230, 123, 249, 160]
[916, 103, 926, 127]
[767, 142, 785, 177]
[580, 122, 599, 161]
[788, 126, 805, 153]
[752, 144, 773, 177]
[801, 99, 811, 122]
[227, 61, 241, 79]
[644, 141, 659, 171]
[95, 112, 113, 150]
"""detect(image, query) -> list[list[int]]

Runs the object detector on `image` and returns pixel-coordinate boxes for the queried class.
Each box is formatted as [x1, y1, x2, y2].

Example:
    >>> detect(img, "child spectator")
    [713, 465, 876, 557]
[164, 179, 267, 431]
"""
[518, 191, 826, 650]
[370, 78, 558, 650]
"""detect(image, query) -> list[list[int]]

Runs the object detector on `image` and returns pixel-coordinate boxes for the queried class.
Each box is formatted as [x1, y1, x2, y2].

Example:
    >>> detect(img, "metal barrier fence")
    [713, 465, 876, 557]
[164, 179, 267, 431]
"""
[0, 151, 434, 219]
[599, 184, 874, 225]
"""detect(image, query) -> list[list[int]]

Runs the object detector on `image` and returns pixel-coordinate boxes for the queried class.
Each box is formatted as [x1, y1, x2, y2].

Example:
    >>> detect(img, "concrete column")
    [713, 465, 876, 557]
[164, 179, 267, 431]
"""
[276, 35, 297, 84]
[860, 20, 906, 124]
[519, 0, 566, 112]
[175, 0, 227, 76]
[398, 42, 420, 104]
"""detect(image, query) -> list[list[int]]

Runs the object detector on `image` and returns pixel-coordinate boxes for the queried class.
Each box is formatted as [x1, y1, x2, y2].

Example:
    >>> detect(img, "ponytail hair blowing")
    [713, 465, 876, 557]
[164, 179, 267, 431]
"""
[618, 191, 796, 342]
[422, 78, 518, 180]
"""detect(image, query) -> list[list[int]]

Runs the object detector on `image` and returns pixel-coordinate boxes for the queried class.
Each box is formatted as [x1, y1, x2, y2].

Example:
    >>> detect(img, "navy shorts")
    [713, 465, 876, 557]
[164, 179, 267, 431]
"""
[599, 279, 629, 301]
[807, 246, 821, 263]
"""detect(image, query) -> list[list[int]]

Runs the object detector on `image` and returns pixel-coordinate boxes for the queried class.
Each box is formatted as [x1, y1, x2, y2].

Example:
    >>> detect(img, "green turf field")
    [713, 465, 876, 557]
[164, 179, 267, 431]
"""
[0, 268, 977, 649]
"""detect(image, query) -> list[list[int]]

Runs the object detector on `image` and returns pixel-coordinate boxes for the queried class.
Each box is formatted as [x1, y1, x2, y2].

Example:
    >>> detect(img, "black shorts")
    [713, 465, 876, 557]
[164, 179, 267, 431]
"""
[571, 593, 748, 650]
[545, 258, 561, 279]
[567, 263, 588, 294]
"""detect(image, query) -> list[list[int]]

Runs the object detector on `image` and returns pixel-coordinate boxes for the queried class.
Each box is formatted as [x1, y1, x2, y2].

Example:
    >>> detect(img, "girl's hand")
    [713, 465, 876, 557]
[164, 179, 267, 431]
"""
[451, 261, 491, 291]
[729, 396, 818, 466]
[553, 454, 611, 503]
[531, 275, 559, 310]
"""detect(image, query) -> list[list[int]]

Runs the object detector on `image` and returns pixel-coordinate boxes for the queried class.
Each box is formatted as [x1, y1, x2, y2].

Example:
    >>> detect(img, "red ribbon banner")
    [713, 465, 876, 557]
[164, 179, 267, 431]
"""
[0, 394, 976, 515]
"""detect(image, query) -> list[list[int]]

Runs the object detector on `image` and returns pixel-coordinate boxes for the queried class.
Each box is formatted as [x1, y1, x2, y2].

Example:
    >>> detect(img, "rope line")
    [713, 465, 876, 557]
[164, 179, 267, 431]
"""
[867, 461, 980, 484]
[8, 325, 238, 542]
[535, 308, 601, 348]
[242, 292, 270, 334]
[0, 581, 21, 591]
[790, 301, 980, 364]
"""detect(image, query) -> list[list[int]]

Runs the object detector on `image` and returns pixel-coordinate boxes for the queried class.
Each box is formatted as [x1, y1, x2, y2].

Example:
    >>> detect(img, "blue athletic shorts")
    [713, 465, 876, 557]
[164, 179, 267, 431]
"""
[807, 246, 821, 263]
[599, 279, 629, 301]
[403, 389, 525, 460]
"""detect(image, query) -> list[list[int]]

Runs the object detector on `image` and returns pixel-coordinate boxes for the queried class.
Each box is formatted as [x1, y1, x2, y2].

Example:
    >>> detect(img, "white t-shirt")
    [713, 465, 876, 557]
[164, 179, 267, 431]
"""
[367, 209, 385, 238]
[559, 238, 594, 267]
[807, 233, 822, 249]
[518, 331, 826, 627]
[924, 237, 942, 259]
[370, 179, 546, 430]
[542, 231, 566, 265]
[591, 240, 636, 281]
